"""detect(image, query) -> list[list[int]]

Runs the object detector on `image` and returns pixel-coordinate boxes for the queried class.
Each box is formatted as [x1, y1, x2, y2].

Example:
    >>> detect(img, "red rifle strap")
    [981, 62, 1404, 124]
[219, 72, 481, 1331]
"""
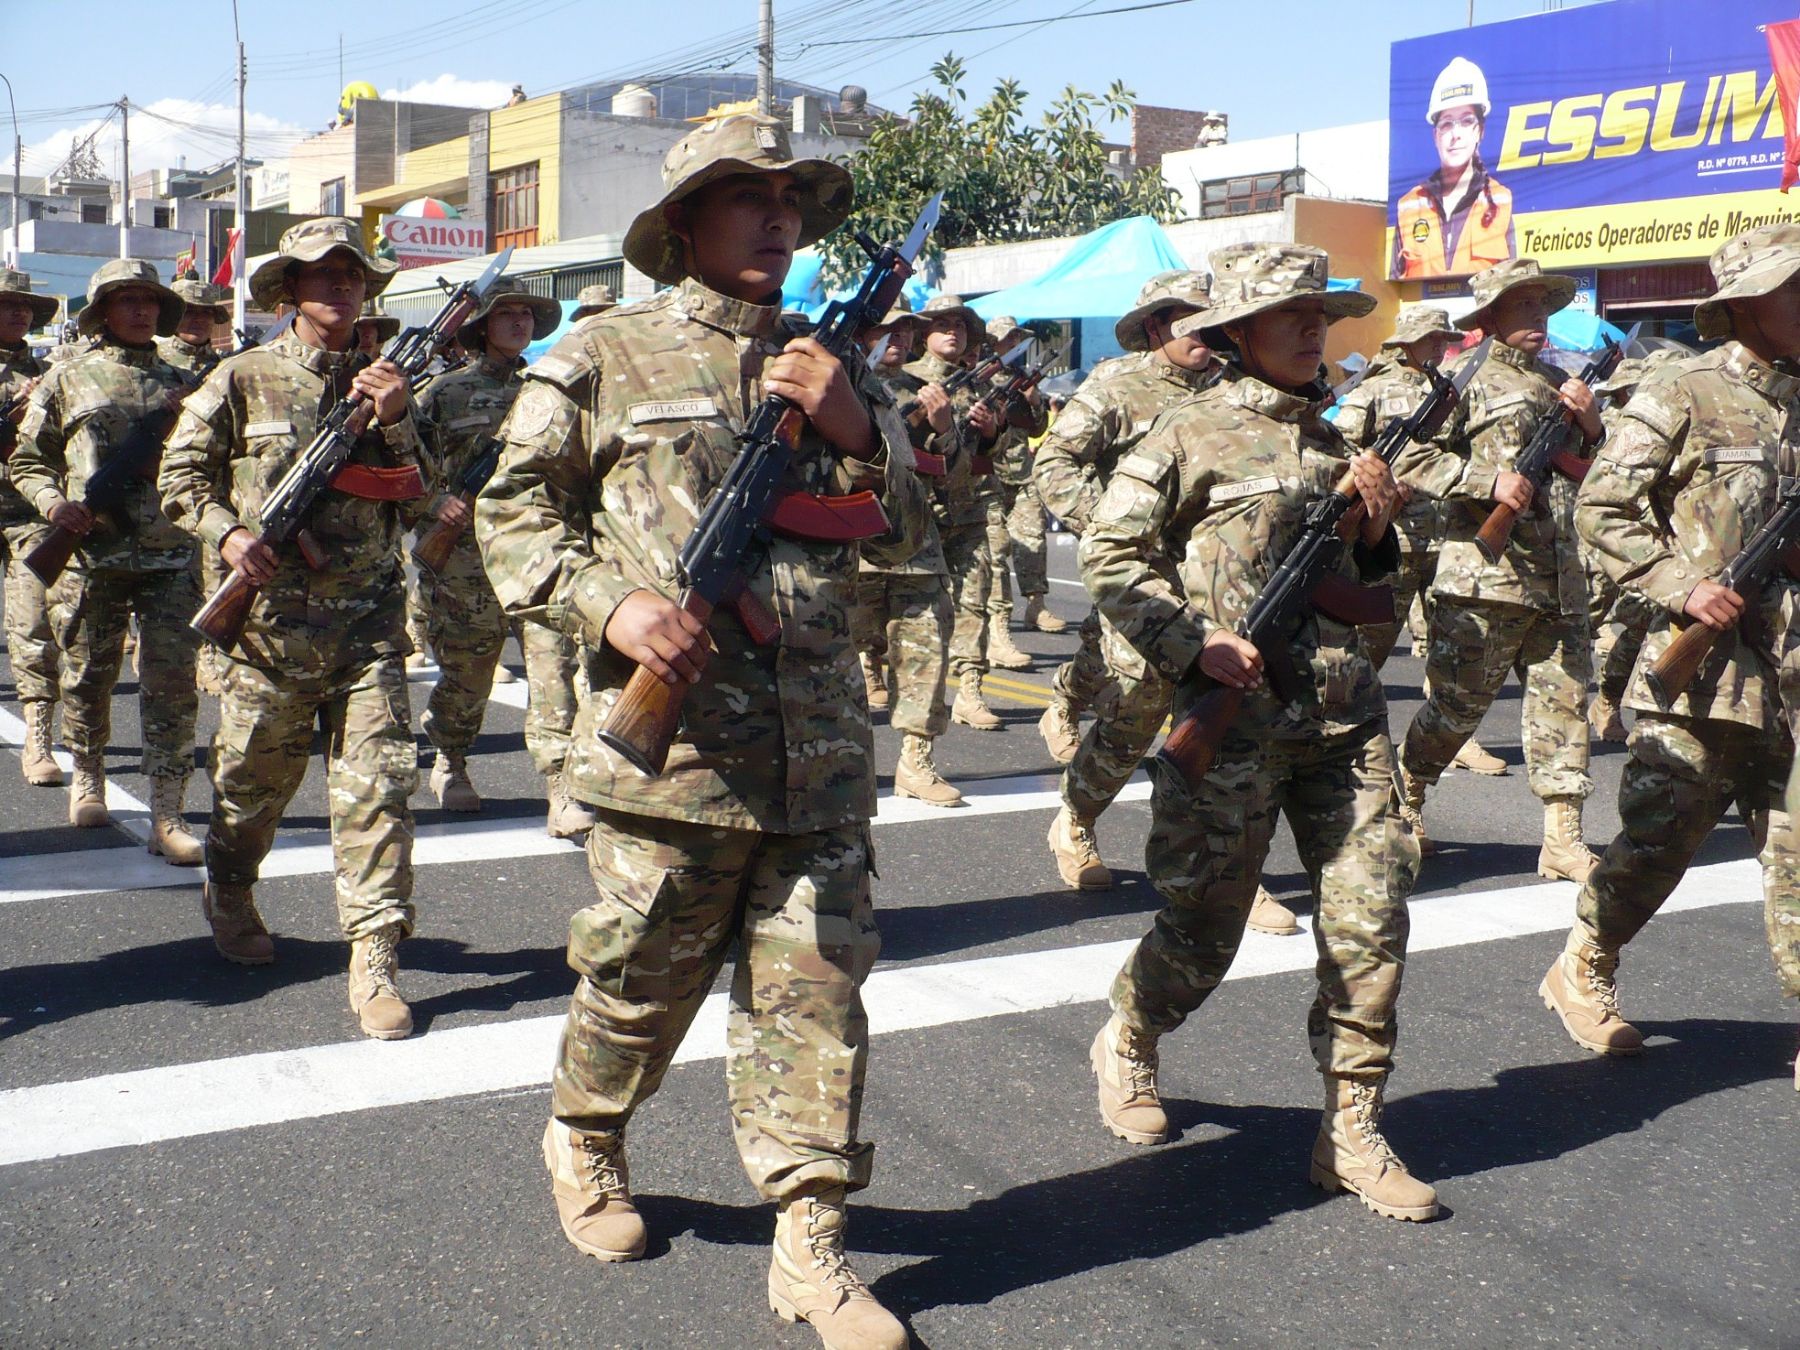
[763, 488, 890, 543]
[330, 463, 427, 500]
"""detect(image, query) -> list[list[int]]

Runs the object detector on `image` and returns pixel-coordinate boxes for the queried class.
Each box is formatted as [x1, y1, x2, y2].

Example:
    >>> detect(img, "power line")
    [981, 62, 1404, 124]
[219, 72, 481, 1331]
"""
[794, 0, 1197, 48]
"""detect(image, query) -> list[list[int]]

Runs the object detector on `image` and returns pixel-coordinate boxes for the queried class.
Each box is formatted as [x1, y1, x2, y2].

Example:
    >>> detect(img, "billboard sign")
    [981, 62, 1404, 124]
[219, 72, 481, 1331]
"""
[379, 215, 488, 270]
[1388, 0, 1793, 280]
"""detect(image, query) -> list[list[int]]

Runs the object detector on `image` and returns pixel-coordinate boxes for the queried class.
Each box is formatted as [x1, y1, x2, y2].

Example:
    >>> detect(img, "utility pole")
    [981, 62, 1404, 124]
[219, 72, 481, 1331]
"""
[117, 96, 130, 259]
[757, 0, 774, 116]
[234, 0, 248, 332]
[0, 73, 19, 268]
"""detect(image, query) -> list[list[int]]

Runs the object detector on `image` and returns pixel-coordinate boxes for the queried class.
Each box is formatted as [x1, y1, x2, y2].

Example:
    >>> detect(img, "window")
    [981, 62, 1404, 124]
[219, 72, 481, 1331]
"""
[81, 201, 108, 225]
[489, 162, 540, 250]
[320, 177, 345, 215]
[153, 206, 173, 229]
[1198, 168, 1305, 219]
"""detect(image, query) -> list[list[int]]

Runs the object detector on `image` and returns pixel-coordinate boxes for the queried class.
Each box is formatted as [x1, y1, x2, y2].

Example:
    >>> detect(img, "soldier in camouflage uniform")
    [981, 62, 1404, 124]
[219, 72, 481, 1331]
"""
[982, 315, 1054, 669]
[0, 269, 61, 787]
[1543, 225, 1800, 1088]
[474, 116, 925, 1348]
[12, 259, 204, 863]
[569, 283, 618, 321]
[1081, 243, 1436, 1222]
[159, 218, 426, 1041]
[911, 294, 1008, 729]
[1393, 259, 1603, 881]
[415, 282, 593, 837]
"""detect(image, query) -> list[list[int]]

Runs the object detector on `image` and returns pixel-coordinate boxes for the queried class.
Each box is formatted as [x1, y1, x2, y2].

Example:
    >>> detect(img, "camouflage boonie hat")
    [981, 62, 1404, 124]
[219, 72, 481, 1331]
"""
[1115, 270, 1211, 351]
[1381, 303, 1459, 348]
[0, 269, 61, 327]
[354, 304, 401, 343]
[570, 283, 618, 321]
[78, 258, 186, 337]
[1694, 224, 1800, 341]
[248, 216, 399, 312]
[987, 315, 1026, 345]
[1177, 244, 1374, 339]
[460, 283, 561, 340]
[918, 293, 984, 347]
[622, 114, 854, 285]
[171, 278, 232, 320]
[1456, 257, 1575, 332]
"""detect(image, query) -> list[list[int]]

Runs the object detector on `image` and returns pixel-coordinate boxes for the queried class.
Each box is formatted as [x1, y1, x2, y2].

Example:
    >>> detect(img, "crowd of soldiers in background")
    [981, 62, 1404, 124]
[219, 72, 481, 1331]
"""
[2, 106, 1797, 1348]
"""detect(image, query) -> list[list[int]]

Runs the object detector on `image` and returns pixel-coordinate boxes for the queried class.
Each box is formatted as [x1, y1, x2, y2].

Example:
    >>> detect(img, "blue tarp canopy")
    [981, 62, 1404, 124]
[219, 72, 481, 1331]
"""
[966, 216, 1187, 323]
[523, 299, 580, 365]
[1547, 307, 1626, 354]
[781, 250, 937, 321]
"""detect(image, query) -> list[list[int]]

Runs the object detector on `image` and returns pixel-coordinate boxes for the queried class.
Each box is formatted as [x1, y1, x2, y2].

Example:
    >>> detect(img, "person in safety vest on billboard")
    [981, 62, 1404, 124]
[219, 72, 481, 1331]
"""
[1393, 57, 1515, 280]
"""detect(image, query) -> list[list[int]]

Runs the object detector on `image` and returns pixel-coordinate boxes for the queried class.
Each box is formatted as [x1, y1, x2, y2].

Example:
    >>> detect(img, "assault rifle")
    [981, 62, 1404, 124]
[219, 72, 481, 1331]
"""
[190, 248, 513, 648]
[597, 194, 943, 777]
[894, 349, 1008, 426]
[411, 433, 501, 573]
[24, 317, 294, 586]
[1644, 473, 1800, 703]
[962, 340, 1065, 474]
[1474, 323, 1640, 562]
[1158, 340, 1492, 788]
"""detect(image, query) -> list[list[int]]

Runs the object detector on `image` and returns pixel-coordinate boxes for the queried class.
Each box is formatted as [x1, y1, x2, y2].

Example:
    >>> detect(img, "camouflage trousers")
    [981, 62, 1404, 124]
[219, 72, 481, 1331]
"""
[555, 809, 879, 1200]
[1113, 723, 1418, 1078]
[1585, 557, 1659, 706]
[48, 564, 199, 780]
[518, 618, 581, 776]
[851, 569, 951, 738]
[1402, 597, 1592, 801]
[1578, 713, 1800, 999]
[207, 652, 416, 941]
[1, 523, 59, 705]
[404, 570, 431, 660]
[1056, 607, 1171, 821]
[987, 482, 1049, 616]
[940, 522, 991, 678]
[1361, 540, 1438, 671]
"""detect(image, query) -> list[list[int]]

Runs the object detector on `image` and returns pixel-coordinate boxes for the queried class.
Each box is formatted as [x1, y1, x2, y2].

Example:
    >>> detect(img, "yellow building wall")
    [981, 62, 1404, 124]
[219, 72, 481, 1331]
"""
[488, 95, 564, 245]
[1293, 196, 1406, 366]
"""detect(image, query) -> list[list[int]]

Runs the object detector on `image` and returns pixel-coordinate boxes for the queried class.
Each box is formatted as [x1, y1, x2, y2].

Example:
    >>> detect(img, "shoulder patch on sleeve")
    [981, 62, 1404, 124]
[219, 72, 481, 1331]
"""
[1113, 444, 1175, 485]
[1622, 387, 1687, 443]
[182, 379, 226, 425]
[504, 380, 568, 442]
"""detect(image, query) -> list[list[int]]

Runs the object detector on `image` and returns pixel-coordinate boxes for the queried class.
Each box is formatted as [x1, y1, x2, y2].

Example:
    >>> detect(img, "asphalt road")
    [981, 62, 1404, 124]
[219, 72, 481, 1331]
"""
[2, 534, 1794, 1349]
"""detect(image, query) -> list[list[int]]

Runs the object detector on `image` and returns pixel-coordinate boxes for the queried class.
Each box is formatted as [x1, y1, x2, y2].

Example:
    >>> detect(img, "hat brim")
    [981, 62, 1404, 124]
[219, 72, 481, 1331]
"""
[1115, 298, 1207, 352]
[462, 291, 563, 341]
[1181, 288, 1377, 343]
[622, 156, 854, 286]
[1456, 274, 1576, 332]
[0, 291, 61, 327]
[1694, 252, 1800, 340]
[77, 277, 186, 337]
[918, 304, 985, 349]
[1380, 322, 1460, 348]
[248, 240, 399, 312]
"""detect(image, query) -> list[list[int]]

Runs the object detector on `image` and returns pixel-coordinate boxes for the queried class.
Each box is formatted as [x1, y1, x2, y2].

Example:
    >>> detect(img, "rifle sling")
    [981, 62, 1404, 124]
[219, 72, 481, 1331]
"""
[1549, 449, 1592, 482]
[330, 463, 426, 501]
[764, 487, 890, 543]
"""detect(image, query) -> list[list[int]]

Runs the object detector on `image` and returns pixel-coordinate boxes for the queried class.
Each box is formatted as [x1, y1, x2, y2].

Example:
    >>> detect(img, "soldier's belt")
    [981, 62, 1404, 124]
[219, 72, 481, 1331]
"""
[912, 450, 946, 477]
[329, 463, 426, 501]
[764, 488, 889, 543]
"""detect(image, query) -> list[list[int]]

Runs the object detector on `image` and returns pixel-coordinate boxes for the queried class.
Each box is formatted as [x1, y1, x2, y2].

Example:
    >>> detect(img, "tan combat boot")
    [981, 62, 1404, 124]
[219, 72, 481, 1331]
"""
[1023, 595, 1067, 633]
[1247, 886, 1301, 936]
[1038, 697, 1080, 764]
[20, 701, 62, 786]
[1451, 739, 1508, 775]
[545, 770, 596, 840]
[859, 652, 889, 712]
[430, 752, 481, 812]
[987, 615, 1032, 670]
[1396, 762, 1434, 857]
[147, 775, 204, 866]
[1539, 932, 1644, 1055]
[68, 754, 109, 828]
[201, 882, 274, 965]
[951, 671, 1001, 730]
[894, 733, 963, 807]
[1538, 797, 1598, 882]
[1588, 692, 1627, 743]
[1310, 1076, 1439, 1222]
[1048, 806, 1112, 890]
[348, 925, 413, 1040]
[1090, 1014, 1168, 1145]
[769, 1189, 906, 1350]
[542, 1119, 647, 1262]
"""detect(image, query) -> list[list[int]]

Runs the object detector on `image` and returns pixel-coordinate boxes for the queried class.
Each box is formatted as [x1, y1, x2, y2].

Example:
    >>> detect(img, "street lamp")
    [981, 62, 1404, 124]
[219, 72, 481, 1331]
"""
[0, 73, 20, 268]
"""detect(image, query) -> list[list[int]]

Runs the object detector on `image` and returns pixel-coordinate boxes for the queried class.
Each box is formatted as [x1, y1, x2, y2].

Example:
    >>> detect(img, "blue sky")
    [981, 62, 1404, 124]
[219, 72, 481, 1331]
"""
[3, 0, 1598, 178]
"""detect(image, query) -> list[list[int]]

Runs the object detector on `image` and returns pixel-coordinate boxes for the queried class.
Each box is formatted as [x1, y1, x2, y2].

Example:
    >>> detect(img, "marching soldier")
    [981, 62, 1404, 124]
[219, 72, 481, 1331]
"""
[415, 281, 594, 838]
[1080, 244, 1434, 1222]
[159, 218, 426, 1041]
[475, 115, 925, 1348]
[158, 279, 231, 377]
[982, 315, 1053, 670]
[1393, 259, 1602, 880]
[12, 260, 203, 862]
[1544, 224, 1800, 1084]
[0, 270, 60, 787]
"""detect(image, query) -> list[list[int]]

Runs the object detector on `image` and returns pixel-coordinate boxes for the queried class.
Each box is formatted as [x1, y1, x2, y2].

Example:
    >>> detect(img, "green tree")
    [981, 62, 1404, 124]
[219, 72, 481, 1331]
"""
[819, 54, 1180, 286]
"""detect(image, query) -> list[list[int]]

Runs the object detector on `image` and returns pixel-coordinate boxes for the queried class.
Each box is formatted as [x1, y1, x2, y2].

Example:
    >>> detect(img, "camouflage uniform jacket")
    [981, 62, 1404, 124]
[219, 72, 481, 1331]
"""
[156, 334, 217, 380]
[1334, 355, 1461, 553]
[0, 343, 47, 531]
[986, 361, 1049, 488]
[475, 277, 927, 834]
[418, 351, 523, 552]
[1576, 340, 1799, 731]
[1393, 339, 1587, 613]
[158, 329, 428, 667]
[905, 351, 992, 529]
[857, 367, 948, 576]
[12, 339, 194, 571]
[1034, 351, 1211, 534]
[1080, 366, 1398, 739]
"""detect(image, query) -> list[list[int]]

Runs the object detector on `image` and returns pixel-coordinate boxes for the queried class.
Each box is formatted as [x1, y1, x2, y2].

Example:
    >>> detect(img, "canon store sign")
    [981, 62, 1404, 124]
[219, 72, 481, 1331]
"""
[380, 216, 489, 269]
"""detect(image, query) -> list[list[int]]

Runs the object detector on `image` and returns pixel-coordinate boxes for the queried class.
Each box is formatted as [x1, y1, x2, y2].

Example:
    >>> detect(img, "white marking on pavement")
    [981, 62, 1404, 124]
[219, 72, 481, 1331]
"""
[0, 707, 156, 845]
[0, 857, 1761, 1167]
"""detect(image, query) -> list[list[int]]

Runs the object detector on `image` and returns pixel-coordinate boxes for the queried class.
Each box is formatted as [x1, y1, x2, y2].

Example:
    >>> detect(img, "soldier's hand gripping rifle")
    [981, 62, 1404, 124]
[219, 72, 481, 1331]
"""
[597, 193, 944, 777]
[1644, 473, 1800, 703]
[894, 350, 1005, 427]
[190, 248, 514, 648]
[411, 432, 502, 573]
[961, 340, 1063, 473]
[1158, 339, 1492, 788]
[1473, 323, 1640, 563]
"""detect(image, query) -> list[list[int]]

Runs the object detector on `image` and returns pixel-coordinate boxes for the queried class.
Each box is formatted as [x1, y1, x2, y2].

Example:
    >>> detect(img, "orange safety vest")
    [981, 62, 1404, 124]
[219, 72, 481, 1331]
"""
[1394, 177, 1513, 279]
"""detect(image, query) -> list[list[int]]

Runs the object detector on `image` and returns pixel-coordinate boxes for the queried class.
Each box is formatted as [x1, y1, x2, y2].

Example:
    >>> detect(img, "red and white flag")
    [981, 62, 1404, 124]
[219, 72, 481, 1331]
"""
[1767, 19, 1800, 192]
[213, 227, 243, 286]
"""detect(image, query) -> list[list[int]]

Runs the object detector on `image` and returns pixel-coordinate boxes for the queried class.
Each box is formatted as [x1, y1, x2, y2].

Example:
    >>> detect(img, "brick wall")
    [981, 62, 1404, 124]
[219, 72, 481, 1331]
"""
[1131, 105, 1214, 168]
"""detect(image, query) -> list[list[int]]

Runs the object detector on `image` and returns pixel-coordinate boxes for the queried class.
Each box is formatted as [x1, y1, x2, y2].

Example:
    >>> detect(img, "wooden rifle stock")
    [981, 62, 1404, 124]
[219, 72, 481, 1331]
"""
[1644, 619, 1720, 704]
[1473, 501, 1519, 564]
[411, 500, 470, 574]
[1157, 685, 1244, 789]
[22, 526, 82, 586]
[191, 566, 260, 648]
[596, 589, 715, 776]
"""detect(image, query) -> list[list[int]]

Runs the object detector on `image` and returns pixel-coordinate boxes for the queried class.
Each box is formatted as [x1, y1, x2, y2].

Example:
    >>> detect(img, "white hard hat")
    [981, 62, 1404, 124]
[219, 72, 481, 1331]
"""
[1428, 56, 1490, 124]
